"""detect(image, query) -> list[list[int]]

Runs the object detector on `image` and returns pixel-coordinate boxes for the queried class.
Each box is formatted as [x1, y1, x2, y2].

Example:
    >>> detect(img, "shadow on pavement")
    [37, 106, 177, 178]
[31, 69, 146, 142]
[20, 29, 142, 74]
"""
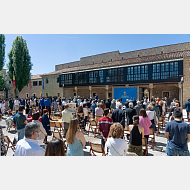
[8, 130, 17, 134]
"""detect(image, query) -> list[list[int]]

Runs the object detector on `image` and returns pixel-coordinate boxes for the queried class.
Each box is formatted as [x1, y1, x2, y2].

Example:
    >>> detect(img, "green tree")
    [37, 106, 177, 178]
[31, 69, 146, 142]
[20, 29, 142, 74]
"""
[0, 34, 6, 89]
[7, 36, 32, 93]
[0, 34, 5, 70]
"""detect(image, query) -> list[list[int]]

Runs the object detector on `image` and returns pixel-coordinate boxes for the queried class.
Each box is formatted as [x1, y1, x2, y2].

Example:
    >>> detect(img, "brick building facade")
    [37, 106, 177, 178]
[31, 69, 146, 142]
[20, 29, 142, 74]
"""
[40, 42, 190, 107]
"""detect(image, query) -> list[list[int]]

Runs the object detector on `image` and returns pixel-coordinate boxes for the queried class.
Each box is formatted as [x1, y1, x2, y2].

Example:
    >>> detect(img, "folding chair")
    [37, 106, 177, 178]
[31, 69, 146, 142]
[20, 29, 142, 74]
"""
[88, 120, 99, 137]
[52, 131, 67, 151]
[148, 128, 156, 150]
[89, 142, 107, 156]
[3, 136, 16, 156]
[124, 125, 130, 142]
[54, 122, 64, 134]
[142, 137, 148, 156]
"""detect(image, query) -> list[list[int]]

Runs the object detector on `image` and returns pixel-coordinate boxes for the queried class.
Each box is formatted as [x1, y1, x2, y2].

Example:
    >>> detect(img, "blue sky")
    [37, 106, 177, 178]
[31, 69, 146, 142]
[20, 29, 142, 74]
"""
[4, 34, 190, 75]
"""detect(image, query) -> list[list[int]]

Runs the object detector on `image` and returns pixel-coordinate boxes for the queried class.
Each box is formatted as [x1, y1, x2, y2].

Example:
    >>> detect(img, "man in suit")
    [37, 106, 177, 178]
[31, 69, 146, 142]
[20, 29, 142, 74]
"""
[152, 102, 160, 121]
[125, 103, 136, 126]
[105, 98, 111, 109]
[132, 98, 137, 107]
[185, 99, 190, 119]
[155, 101, 162, 117]
[111, 103, 125, 129]
[124, 99, 129, 109]
[134, 101, 142, 115]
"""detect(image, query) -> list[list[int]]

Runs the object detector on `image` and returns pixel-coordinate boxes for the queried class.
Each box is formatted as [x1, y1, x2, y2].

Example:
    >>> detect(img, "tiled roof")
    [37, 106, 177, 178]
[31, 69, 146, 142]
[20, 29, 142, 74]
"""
[31, 74, 42, 80]
[41, 50, 190, 76]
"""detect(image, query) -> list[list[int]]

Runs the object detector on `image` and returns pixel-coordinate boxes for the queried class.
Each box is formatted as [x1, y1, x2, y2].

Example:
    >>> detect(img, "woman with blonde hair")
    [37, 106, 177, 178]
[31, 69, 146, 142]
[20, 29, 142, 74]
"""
[106, 123, 128, 156]
[66, 119, 86, 156]
[146, 104, 157, 132]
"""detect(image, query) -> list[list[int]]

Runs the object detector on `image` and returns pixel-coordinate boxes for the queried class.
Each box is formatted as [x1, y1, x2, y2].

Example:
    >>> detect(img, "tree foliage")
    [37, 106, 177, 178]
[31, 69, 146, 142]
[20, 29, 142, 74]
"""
[0, 34, 5, 71]
[7, 36, 32, 92]
[0, 34, 6, 89]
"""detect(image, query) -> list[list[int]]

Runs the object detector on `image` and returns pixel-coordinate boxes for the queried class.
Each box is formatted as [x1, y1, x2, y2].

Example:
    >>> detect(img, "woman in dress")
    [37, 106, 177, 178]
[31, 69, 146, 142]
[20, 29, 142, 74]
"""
[128, 115, 144, 156]
[41, 109, 51, 144]
[146, 104, 157, 132]
[45, 138, 66, 156]
[66, 119, 86, 156]
[139, 108, 152, 145]
[106, 123, 128, 156]
[76, 105, 85, 133]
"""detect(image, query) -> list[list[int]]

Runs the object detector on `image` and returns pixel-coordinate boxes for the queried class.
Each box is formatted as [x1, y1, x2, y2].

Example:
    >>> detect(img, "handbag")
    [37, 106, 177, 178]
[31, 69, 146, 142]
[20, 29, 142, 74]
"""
[108, 139, 124, 156]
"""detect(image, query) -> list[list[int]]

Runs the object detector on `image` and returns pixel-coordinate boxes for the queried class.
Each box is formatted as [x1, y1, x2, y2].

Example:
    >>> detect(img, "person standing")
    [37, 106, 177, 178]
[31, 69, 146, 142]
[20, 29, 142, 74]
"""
[111, 99, 116, 110]
[185, 99, 190, 119]
[58, 97, 62, 110]
[14, 97, 20, 112]
[40, 96, 45, 115]
[128, 115, 144, 156]
[165, 108, 190, 156]
[132, 98, 137, 107]
[53, 98, 58, 113]
[152, 102, 160, 122]
[111, 103, 125, 129]
[44, 97, 51, 118]
[134, 101, 142, 115]
[95, 103, 104, 124]
[105, 99, 111, 109]
[62, 104, 73, 138]
[125, 103, 137, 126]
[15, 105, 28, 141]
[98, 108, 113, 148]
[91, 100, 97, 118]
[14, 122, 45, 156]
[66, 119, 86, 156]
[41, 109, 51, 144]
[9, 97, 14, 111]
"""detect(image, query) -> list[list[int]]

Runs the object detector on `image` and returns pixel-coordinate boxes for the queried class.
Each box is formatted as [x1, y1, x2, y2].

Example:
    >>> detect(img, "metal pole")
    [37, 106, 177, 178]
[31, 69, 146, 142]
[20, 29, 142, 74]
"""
[181, 82, 183, 109]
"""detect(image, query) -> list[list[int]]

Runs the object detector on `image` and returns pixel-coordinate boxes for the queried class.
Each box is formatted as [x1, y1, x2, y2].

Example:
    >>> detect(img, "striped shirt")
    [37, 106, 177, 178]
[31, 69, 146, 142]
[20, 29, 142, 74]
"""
[98, 116, 113, 138]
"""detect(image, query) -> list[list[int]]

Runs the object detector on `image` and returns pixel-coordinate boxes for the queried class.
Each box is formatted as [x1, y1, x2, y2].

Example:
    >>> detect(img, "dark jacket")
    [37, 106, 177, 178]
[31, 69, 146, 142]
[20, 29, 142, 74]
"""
[152, 106, 160, 119]
[41, 114, 50, 132]
[125, 107, 136, 125]
[111, 108, 125, 128]
[185, 101, 190, 111]
[111, 102, 116, 109]
[155, 104, 162, 117]
[168, 106, 176, 119]
[105, 101, 111, 109]
[134, 105, 142, 115]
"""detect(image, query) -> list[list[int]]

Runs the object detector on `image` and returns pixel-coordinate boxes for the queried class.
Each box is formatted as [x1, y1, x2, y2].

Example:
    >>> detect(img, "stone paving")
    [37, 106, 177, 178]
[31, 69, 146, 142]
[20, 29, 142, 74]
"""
[2, 109, 190, 156]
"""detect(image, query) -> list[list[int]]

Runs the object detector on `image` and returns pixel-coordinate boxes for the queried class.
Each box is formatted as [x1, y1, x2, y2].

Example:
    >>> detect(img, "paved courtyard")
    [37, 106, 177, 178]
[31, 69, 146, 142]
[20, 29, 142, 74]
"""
[2, 109, 190, 156]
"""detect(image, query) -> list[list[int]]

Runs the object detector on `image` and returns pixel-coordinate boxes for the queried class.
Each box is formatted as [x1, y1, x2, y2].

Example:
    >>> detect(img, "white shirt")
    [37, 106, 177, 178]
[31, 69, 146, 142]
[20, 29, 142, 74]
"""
[62, 101, 67, 106]
[30, 99, 33, 106]
[106, 137, 128, 156]
[0, 103, 5, 110]
[80, 102, 83, 106]
[146, 110, 155, 120]
[83, 107, 88, 117]
[14, 100, 20, 106]
[14, 138, 45, 156]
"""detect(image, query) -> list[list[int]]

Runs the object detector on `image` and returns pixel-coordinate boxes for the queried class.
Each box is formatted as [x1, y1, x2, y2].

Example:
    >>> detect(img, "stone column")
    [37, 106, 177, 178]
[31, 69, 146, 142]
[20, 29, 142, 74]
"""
[106, 85, 109, 100]
[149, 83, 153, 100]
[75, 87, 77, 97]
[89, 86, 92, 98]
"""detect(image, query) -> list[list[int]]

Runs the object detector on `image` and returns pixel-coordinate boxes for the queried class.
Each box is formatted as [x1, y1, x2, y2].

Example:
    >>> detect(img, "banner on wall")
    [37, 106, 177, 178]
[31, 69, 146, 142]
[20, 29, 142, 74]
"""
[114, 87, 137, 101]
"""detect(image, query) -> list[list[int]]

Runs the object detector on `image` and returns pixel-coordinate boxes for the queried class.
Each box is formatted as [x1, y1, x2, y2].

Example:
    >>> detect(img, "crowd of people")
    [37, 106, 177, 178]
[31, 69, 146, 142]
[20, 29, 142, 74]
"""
[1, 94, 190, 156]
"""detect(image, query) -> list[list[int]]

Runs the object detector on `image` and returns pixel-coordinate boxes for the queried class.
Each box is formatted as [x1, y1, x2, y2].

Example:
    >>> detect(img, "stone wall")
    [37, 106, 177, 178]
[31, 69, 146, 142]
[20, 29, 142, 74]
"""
[42, 74, 63, 97]
[183, 56, 190, 106]
[152, 85, 179, 104]
[55, 42, 190, 71]
[19, 79, 42, 98]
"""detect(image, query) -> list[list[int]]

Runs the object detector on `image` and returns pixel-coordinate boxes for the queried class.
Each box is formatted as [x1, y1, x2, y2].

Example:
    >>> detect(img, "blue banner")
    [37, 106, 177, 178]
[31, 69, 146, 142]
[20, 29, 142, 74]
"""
[42, 77, 44, 90]
[114, 87, 137, 101]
